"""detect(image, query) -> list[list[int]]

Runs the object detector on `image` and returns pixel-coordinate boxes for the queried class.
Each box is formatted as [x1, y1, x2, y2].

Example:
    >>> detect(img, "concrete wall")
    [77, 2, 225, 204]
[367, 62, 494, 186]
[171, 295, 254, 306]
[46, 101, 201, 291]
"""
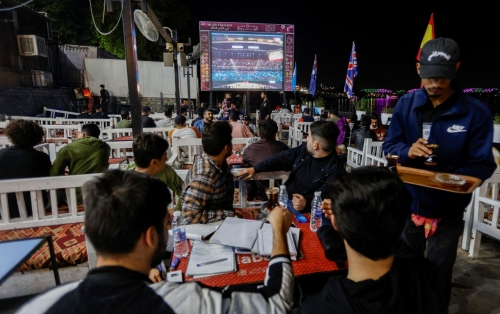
[84, 58, 198, 99]
[0, 87, 74, 116]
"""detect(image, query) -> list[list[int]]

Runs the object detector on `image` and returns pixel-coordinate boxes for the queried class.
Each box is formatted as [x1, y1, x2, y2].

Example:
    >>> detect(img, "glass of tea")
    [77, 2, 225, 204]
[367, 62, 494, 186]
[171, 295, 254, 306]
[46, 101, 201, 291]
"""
[386, 154, 399, 173]
[265, 187, 280, 213]
[424, 143, 439, 166]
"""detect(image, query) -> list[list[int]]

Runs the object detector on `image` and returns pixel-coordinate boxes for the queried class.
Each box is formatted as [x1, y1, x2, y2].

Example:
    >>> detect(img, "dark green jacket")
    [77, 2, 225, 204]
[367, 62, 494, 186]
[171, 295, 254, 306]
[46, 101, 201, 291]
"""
[50, 137, 110, 203]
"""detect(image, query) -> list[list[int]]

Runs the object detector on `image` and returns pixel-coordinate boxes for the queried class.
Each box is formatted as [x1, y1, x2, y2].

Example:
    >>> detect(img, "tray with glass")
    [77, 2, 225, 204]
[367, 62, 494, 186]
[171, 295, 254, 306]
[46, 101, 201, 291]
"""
[397, 166, 482, 193]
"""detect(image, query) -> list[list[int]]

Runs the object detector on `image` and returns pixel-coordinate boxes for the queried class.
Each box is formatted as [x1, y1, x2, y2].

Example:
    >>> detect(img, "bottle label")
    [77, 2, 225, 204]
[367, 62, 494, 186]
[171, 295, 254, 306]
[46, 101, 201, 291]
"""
[174, 228, 187, 242]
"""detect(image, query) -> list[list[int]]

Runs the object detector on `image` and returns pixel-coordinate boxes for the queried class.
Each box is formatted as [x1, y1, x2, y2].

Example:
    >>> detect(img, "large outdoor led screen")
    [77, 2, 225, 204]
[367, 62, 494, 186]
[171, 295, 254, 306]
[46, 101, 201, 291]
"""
[199, 22, 295, 91]
[210, 32, 283, 90]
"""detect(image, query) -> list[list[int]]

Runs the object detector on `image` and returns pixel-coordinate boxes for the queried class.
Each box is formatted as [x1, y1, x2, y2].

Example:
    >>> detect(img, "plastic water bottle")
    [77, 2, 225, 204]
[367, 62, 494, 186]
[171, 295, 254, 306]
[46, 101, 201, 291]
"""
[172, 211, 188, 257]
[278, 185, 288, 209]
[310, 191, 323, 232]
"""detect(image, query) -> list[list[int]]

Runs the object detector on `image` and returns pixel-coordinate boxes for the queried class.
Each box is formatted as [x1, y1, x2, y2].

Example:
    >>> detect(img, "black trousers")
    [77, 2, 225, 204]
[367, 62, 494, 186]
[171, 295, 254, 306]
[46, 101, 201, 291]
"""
[397, 214, 464, 306]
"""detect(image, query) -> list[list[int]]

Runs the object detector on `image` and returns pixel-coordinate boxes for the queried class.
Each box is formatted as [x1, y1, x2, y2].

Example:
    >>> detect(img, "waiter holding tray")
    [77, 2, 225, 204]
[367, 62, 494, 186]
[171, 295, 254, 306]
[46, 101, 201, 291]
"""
[382, 37, 496, 306]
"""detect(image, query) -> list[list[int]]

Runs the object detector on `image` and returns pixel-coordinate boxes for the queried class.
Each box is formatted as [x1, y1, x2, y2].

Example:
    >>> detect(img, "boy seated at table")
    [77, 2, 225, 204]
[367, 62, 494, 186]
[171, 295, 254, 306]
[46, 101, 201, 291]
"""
[17, 170, 295, 314]
[125, 133, 184, 211]
[300, 167, 447, 313]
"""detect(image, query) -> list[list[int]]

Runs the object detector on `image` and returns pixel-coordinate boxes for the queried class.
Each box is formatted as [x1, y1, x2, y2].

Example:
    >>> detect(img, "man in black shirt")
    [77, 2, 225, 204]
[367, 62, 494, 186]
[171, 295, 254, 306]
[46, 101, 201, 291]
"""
[77, 108, 91, 119]
[0, 120, 51, 218]
[300, 167, 448, 313]
[141, 106, 156, 128]
[91, 105, 108, 119]
[259, 91, 271, 121]
[238, 121, 345, 225]
[99, 84, 110, 114]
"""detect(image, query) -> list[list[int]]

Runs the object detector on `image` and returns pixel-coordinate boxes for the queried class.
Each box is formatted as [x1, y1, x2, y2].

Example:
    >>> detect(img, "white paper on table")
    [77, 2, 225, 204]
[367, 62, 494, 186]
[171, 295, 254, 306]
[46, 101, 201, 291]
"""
[209, 217, 264, 250]
[257, 224, 298, 257]
[186, 241, 236, 276]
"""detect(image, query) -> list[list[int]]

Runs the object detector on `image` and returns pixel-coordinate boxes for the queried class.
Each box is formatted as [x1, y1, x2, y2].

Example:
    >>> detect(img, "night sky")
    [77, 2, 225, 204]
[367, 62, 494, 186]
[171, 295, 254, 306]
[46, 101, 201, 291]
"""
[183, 1, 500, 92]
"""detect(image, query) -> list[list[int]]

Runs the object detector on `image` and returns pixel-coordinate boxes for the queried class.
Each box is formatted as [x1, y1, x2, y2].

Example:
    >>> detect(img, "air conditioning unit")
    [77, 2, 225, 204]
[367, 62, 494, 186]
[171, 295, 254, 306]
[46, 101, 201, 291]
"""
[17, 35, 47, 57]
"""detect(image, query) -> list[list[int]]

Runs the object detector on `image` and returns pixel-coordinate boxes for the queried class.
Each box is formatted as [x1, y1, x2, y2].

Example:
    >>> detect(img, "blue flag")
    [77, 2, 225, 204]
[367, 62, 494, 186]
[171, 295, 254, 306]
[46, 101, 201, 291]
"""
[309, 55, 317, 96]
[344, 42, 358, 98]
[291, 62, 297, 93]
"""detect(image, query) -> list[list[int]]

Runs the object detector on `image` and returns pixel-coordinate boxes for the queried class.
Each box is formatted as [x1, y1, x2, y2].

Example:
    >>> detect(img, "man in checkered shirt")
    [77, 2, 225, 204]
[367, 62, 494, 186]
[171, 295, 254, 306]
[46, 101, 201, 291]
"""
[181, 121, 236, 224]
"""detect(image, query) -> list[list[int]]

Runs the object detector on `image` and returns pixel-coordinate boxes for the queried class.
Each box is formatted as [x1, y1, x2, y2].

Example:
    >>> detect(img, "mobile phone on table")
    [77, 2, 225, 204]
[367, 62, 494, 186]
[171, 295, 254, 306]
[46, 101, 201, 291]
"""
[294, 213, 308, 223]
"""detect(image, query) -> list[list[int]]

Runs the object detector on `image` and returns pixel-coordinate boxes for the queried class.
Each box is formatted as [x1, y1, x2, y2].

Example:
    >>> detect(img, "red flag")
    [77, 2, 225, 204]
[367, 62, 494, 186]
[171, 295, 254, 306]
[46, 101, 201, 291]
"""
[417, 13, 435, 61]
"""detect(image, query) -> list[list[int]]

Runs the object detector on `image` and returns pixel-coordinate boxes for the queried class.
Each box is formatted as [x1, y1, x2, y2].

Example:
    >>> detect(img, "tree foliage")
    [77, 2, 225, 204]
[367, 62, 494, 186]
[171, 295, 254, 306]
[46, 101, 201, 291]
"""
[31, 0, 195, 60]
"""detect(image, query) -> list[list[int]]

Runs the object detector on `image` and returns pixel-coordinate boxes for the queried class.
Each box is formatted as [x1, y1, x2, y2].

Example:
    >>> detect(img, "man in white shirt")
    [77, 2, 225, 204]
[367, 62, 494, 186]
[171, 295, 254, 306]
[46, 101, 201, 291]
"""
[156, 108, 174, 128]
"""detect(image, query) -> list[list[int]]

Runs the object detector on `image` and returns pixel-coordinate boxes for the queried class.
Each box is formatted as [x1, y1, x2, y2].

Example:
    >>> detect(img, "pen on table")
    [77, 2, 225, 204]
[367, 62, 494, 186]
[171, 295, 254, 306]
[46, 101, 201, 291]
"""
[196, 258, 228, 267]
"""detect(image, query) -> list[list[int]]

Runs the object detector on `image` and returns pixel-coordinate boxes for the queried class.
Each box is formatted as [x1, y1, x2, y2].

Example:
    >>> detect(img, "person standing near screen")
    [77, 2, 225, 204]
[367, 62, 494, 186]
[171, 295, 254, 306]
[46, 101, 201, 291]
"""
[99, 84, 110, 114]
[259, 92, 271, 121]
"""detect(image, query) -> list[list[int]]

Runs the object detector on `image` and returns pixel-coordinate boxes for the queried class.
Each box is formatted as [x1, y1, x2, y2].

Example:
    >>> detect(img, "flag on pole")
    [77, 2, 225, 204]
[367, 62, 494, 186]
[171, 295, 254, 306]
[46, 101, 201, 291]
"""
[309, 55, 317, 97]
[291, 62, 297, 93]
[416, 13, 435, 61]
[344, 42, 358, 98]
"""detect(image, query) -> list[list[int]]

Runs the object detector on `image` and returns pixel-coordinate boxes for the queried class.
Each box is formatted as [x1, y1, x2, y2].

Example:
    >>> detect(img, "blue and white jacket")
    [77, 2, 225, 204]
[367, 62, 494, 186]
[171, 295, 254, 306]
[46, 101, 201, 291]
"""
[383, 88, 496, 218]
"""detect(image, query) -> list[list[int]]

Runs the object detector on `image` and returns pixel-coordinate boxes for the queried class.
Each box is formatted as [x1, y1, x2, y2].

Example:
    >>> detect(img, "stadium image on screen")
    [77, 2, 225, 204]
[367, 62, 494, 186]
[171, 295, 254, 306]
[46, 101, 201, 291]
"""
[210, 32, 284, 90]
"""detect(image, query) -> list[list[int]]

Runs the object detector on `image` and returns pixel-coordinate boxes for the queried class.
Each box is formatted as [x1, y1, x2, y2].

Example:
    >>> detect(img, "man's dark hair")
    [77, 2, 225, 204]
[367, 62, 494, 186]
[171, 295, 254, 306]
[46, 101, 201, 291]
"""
[82, 123, 101, 138]
[202, 121, 232, 156]
[328, 167, 410, 260]
[83, 170, 171, 255]
[258, 119, 278, 140]
[100, 84, 105, 88]
[229, 109, 240, 121]
[181, 106, 188, 114]
[95, 105, 102, 111]
[203, 108, 212, 115]
[164, 108, 172, 117]
[133, 133, 169, 168]
[5, 119, 44, 148]
[197, 107, 205, 116]
[330, 107, 339, 116]
[310, 121, 339, 153]
[361, 114, 371, 126]
[120, 112, 129, 120]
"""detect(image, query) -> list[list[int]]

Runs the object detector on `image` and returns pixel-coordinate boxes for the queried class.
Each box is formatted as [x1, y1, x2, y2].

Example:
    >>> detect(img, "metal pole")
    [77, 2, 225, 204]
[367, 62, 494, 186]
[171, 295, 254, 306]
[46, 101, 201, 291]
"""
[173, 30, 181, 115]
[46, 236, 61, 285]
[122, 0, 142, 138]
[246, 91, 250, 116]
[186, 62, 191, 112]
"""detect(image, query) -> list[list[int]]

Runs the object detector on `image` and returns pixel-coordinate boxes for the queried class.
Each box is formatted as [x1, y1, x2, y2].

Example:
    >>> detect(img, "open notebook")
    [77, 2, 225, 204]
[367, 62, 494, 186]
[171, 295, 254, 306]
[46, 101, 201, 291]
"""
[252, 223, 299, 258]
[186, 241, 236, 276]
[209, 217, 300, 257]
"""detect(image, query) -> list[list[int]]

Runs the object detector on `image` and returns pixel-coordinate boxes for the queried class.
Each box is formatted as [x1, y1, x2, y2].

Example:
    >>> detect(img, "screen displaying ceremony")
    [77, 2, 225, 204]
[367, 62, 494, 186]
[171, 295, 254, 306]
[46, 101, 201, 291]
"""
[210, 32, 284, 90]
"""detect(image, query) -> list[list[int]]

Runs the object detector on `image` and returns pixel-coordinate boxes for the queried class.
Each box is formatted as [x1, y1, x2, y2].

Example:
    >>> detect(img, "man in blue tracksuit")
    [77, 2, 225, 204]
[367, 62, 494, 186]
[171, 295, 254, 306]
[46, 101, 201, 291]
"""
[383, 37, 496, 305]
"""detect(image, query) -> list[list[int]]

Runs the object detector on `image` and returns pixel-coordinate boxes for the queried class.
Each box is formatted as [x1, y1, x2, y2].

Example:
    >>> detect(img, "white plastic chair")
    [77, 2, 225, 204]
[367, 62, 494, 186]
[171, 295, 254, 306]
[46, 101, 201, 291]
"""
[468, 174, 500, 259]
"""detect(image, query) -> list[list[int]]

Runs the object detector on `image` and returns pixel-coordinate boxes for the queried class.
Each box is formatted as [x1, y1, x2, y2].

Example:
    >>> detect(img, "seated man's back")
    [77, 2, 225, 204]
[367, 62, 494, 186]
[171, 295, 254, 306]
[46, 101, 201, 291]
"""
[50, 123, 110, 176]
[17, 170, 295, 314]
[300, 167, 447, 314]
[243, 119, 289, 200]
[0, 120, 51, 218]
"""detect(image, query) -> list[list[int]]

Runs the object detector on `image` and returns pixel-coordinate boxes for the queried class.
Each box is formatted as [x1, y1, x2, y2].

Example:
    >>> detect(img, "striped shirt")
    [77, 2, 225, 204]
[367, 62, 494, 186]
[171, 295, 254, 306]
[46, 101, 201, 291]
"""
[182, 152, 235, 224]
